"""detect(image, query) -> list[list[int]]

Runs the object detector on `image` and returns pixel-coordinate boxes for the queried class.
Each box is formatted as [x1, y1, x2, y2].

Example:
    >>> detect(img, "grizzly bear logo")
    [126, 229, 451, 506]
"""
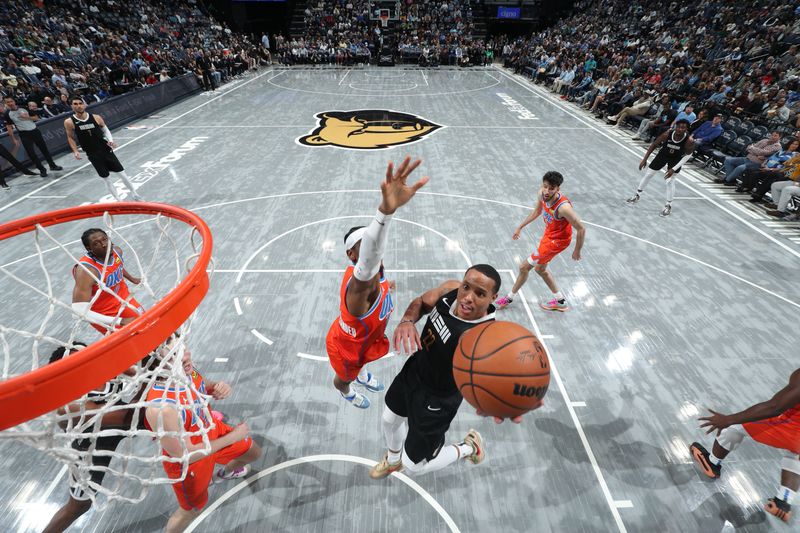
[297, 110, 442, 150]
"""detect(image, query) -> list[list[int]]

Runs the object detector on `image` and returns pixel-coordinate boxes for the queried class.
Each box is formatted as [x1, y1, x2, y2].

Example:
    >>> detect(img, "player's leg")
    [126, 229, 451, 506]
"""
[216, 435, 262, 480]
[661, 172, 676, 217]
[89, 155, 122, 201]
[166, 507, 201, 533]
[690, 423, 748, 479]
[628, 157, 666, 203]
[42, 497, 92, 533]
[496, 257, 534, 309]
[370, 365, 411, 478]
[106, 153, 142, 201]
[763, 454, 799, 522]
[355, 339, 390, 393]
[535, 260, 568, 311]
[327, 342, 370, 408]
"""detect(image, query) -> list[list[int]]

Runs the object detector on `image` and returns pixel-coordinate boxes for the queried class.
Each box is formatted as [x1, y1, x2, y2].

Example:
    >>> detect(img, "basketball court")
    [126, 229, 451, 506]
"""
[1, 66, 797, 532]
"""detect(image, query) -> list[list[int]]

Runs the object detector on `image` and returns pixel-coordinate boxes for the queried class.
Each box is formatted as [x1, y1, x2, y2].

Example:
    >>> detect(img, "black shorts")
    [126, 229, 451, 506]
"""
[87, 150, 124, 178]
[384, 356, 463, 464]
[649, 151, 682, 173]
[69, 432, 125, 499]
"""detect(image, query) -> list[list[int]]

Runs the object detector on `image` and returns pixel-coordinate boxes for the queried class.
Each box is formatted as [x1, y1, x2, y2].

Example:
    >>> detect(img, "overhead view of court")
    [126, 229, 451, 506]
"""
[1, 1, 799, 532]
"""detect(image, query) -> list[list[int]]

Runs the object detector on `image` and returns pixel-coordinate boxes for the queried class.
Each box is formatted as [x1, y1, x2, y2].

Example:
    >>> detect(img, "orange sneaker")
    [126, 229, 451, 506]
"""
[689, 442, 721, 479]
[764, 498, 792, 522]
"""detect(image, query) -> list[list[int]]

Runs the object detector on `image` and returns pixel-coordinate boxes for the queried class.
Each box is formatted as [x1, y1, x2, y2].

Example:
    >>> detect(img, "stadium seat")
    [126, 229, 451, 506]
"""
[706, 130, 738, 172]
[723, 116, 741, 132]
[734, 120, 754, 136]
[749, 125, 769, 140]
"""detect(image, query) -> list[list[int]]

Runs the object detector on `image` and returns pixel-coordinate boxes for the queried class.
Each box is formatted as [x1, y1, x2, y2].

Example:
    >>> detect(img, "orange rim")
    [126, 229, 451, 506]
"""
[0, 202, 212, 431]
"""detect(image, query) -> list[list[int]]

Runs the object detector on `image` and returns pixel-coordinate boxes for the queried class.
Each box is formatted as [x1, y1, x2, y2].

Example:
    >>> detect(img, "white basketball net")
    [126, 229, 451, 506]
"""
[0, 209, 215, 508]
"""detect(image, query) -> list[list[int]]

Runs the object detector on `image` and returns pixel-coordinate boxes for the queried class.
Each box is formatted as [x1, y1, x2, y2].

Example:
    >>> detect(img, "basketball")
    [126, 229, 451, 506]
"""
[453, 321, 550, 419]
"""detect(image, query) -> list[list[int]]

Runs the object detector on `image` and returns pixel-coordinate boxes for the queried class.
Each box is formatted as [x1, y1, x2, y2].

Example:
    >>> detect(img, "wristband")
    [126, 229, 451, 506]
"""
[399, 319, 415, 325]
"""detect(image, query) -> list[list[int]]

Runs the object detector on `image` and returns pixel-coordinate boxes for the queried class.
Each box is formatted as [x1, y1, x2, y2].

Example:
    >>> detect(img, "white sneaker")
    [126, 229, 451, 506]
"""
[660, 204, 672, 217]
[342, 390, 370, 409]
[214, 465, 250, 483]
[356, 371, 384, 392]
[631, 134, 640, 140]
[626, 193, 640, 204]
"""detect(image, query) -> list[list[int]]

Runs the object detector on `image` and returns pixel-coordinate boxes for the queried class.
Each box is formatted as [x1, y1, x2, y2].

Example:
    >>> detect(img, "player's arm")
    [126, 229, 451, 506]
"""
[71, 266, 117, 326]
[640, 132, 668, 170]
[512, 195, 543, 239]
[122, 269, 141, 285]
[558, 204, 585, 260]
[346, 157, 427, 316]
[64, 119, 82, 159]
[145, 406, 249, 463]
[94, 113, 116, 148]
[665, 138, 696, 178]
[699, 369, 800, 436]
[393, 279, 460, 354]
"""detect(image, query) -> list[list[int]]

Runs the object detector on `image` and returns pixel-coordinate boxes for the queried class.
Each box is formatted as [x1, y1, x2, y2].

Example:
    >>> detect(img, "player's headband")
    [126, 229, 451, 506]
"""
[345, 227, 367, 251]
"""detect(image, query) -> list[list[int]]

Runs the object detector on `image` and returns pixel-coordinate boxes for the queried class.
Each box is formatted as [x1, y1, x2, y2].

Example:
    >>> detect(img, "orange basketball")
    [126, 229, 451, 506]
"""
[453, 321, 550, 419]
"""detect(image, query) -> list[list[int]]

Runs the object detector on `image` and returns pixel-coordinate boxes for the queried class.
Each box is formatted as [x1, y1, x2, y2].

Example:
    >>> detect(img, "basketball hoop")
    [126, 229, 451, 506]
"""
[0, 202, 214, 506]
[379, 8, 389, 28]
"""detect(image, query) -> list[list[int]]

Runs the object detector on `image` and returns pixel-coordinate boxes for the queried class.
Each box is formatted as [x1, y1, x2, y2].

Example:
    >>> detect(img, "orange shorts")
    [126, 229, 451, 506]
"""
[743, 415, 800, 455]
[528, 236, 572, 266]
[327, 335, 390, 382]
[90, 297, 144, 334]
[165, 420, 253, 511]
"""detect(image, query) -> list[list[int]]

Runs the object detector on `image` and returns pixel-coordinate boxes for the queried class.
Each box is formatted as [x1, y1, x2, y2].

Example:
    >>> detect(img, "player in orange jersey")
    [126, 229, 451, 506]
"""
[495, 171, 586, 312]
[72, 228, 143, 334]
[145, 336, 262, 533]
[690, 368, 800, 524]
[326, 156, 428, 409]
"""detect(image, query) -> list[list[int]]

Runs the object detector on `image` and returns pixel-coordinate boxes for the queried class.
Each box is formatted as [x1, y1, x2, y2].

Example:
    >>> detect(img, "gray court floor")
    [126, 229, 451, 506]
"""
[1, 66, 798, 532]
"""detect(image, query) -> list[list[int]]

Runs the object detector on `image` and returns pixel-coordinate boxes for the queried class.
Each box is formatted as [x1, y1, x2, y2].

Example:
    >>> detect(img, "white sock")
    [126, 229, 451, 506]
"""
[357, 367, 370, 383]
[709, 452, 722, 466]
[509, 291, 517, 299]
[456, 442, 473, 458]
[103, 177, 121, 201]
[341, 383, 353, 397]
[554, 291, 564, 301]
[778, 486, 796, 504]
[112, 171, 141, 199]
[388, 449, 402, 464]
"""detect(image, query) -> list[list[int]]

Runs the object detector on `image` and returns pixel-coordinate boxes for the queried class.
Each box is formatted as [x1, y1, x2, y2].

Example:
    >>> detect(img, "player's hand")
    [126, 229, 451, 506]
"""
[73, 151, 82, 160]
[698, 409, 732, 436]
[230, 422, 250, 440]
[378, 156, 428, 215]
[512, 228, 521, 240]
[211, 381, 232, 400]
[393, 321, 421, 354]
[572, 248, 581, 261]
[107, 141, 117, 149]
[664, 169, 675, 179]
[388, 280, 396, 291]
[638, 159, 647, 171]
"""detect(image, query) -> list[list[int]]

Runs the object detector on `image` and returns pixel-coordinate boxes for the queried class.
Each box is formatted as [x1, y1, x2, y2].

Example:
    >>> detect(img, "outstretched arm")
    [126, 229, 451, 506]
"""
[699, 369, 800, 436]
[512, 194, 543, 239]
[346, 157, 428, 316]
[393, 279, 459, 354]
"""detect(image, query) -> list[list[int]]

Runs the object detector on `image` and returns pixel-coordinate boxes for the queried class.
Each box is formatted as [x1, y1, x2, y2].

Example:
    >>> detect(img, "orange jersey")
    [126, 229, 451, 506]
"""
[145, 368, 217, 448]
[327, 265, 394, 364]
[73, 247, 132, 316]
[541, 193, 573, 240]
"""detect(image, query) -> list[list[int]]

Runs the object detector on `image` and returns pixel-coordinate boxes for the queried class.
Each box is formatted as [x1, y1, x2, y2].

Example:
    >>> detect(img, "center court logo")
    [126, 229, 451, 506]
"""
[297, 110, 442, 150]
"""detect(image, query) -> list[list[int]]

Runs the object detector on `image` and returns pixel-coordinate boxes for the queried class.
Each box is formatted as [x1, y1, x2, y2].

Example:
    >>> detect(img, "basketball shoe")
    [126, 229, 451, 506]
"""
[689, 442, 721, 479]
[356, 371, 384, 392]
[214, 465, 250, 483]
[369, 453, 403, 479]
[495, 296, 514, 309]
[660, 204, 672, 217]
[342, 389, 370, 408]
[626, 193, 640, 204]
[463, 429, 485, 464]
[540, 298, 568, 312]
[764, 497, 792, 522]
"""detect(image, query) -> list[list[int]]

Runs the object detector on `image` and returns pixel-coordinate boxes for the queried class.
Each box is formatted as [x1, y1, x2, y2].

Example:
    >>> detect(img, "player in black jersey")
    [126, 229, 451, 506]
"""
[370, 265, 543, 479]
[64, 97, 142, 202]
[626, 119, 695, 217]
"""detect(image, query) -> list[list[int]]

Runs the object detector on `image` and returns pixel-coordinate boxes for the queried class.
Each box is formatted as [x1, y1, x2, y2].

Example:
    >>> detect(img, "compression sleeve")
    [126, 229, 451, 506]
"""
[101, 125, 113, 143]
[72, 301, 119, 326]
[352, 210, 393, 281]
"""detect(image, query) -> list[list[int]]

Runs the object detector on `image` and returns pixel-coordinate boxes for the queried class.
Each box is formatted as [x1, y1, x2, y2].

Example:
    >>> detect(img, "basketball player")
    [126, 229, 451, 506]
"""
[64, 96, 142, 201]
[626, 118, 695, 217]
[145, 336, 262, 533]
[72, 228, 144, 334]
[370, 265, 544, 479]
[690, 368, 800, 523]
[43, 342, 143, 533]
[326, 156, 428, 409]
[495, 171, 585, 312]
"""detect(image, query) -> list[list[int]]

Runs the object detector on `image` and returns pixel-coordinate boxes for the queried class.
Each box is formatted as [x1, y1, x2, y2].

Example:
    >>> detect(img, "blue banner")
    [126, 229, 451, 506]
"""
[497, 7, 521, 19]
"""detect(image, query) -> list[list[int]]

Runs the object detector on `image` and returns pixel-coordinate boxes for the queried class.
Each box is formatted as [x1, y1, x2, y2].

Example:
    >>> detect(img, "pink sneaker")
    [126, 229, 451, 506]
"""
[495, 296, 514, 309]
[540, 298, 568, 312]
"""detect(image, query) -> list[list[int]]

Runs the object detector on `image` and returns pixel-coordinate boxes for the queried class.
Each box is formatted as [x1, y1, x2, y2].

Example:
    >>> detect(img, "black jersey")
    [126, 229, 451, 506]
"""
[409, 289, 495, 395]
[71, 113, 110, 154]
[656, 130, 689, 164]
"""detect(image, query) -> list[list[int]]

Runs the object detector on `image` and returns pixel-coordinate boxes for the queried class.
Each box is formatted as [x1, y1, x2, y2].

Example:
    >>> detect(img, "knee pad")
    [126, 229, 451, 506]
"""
[716, 424, 747, 452]
[382, 405, 405, 427]
[780, 455, 800, 476]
